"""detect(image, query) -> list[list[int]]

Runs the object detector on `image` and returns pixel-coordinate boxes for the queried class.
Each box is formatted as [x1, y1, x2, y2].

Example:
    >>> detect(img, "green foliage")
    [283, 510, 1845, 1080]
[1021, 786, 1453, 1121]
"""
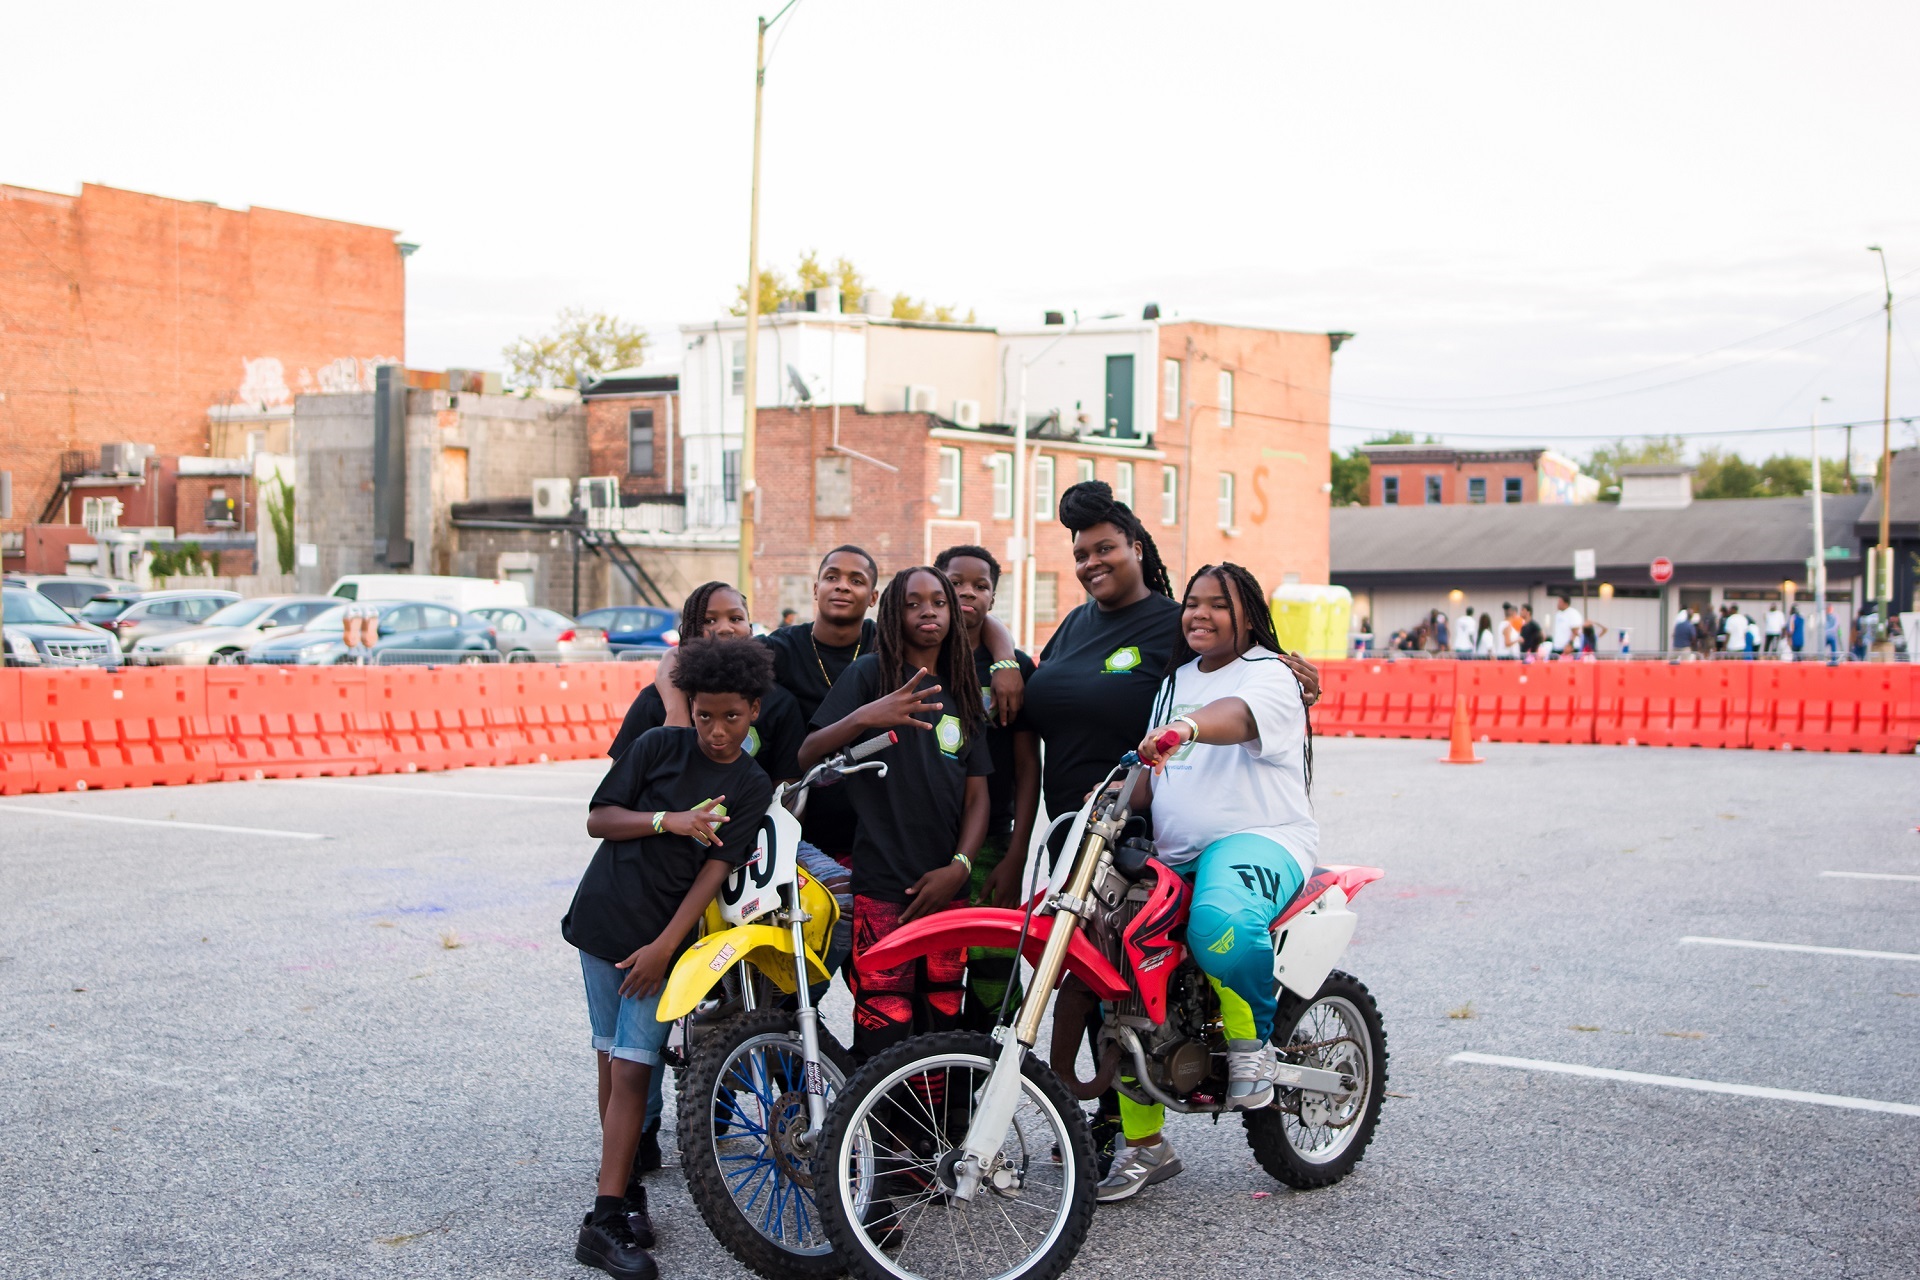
[148, 542, 211, 578]
[265, 477, 296, 576]
[1326, 433, 1428, 506]
[1584, 435, 1686, 502]
[503, 308, 648, 390]
[1693, 447, 1848, 499]
[733, 251, 972, 322]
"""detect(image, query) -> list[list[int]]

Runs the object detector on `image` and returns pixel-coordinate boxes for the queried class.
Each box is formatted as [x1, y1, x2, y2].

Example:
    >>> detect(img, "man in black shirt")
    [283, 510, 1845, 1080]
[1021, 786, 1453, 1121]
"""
[1518, 604, 1544, 655]
[563, 638, 774, 1280]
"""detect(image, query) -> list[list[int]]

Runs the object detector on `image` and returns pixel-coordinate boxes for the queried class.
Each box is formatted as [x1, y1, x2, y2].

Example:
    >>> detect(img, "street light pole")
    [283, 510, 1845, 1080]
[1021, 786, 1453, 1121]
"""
[1868, 246, 1893, 642]
[1811, 396, 1830, 663]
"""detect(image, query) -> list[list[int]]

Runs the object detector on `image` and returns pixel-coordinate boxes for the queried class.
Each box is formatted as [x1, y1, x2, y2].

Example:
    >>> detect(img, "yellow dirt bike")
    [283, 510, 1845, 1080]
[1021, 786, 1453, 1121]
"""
[657, 733, 896, 1279]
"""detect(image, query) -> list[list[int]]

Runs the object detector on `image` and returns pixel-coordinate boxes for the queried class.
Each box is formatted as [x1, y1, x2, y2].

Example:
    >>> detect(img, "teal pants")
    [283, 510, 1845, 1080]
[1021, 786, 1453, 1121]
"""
[1119, 832, 1304, 1142]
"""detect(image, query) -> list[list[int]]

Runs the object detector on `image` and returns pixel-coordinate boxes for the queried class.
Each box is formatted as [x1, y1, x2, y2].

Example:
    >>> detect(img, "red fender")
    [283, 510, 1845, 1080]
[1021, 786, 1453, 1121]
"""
[1273, 863, 1384, 930]
[854, 906, 1131, 1001]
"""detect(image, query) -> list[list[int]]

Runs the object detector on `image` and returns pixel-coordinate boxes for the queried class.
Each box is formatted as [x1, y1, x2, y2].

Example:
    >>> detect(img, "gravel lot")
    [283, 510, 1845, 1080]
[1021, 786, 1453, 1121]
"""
[3, 739, 1916, 1279]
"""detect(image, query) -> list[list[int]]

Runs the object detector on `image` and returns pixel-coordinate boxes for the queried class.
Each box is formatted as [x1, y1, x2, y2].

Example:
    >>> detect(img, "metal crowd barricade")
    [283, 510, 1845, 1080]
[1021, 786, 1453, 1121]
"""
[372, 649, 503, 666]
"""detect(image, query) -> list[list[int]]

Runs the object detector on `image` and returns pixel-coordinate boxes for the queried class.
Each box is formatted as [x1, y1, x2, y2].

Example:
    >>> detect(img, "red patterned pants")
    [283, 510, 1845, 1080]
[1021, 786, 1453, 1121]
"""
[849, 895, 965, 1064]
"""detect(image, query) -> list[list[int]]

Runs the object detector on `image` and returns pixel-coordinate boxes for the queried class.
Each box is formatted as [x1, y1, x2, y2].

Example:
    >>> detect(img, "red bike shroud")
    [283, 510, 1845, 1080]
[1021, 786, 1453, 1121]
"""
[1272, 864, 1384, 930]
[853, 907, 1132, 1001]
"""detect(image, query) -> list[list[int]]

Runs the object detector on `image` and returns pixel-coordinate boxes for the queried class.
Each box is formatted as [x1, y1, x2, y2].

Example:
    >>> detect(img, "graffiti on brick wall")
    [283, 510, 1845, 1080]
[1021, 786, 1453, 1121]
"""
[235, 355, 404, 398]
[238, 357, 292, 408]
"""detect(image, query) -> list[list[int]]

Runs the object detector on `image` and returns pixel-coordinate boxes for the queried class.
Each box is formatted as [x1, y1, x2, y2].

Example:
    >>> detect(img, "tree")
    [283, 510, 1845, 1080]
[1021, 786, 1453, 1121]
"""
[503, 308, 648, 390]
[1692, 447, 1762, 499]
[1584, 435, 1685, 502]
[1327, 432, 1424, 506]
[733, 251, 971, 321]
[265, 477, 296, 576]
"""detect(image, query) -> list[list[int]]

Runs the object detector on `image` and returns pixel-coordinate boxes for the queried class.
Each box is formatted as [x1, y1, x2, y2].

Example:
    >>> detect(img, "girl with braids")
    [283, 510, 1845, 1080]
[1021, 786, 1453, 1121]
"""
[800, 566, 992, 1063]
[1097, 562, 1321, 1205]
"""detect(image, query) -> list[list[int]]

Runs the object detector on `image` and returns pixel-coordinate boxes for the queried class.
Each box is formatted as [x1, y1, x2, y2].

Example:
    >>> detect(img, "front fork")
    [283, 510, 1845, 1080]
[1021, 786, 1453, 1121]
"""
[788, 911, 830, 1147]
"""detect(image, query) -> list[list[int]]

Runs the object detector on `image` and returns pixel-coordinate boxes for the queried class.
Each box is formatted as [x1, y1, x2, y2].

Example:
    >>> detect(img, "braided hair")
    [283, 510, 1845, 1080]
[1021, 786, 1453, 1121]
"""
[1159, 561, 1313, 793]
[1056, 480, 1173, 598]
[675, 581, 744, 642]
[875, 565, 985, 748]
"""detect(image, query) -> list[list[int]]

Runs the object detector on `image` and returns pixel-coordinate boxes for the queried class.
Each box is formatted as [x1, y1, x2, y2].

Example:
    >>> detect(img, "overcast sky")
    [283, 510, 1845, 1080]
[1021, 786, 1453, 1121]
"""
[8, 1, 1917, 466]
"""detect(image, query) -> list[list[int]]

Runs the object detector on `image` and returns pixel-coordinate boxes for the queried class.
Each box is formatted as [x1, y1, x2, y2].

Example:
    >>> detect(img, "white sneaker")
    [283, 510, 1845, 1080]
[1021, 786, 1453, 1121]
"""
[1226, 1039, 1284, 1110]
[1094, 1138, 1183, 1203]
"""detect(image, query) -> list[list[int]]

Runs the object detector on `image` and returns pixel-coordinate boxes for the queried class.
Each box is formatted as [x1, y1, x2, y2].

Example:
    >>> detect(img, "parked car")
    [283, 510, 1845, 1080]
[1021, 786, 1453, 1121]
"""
[1, 574, 138, 614]
[470, 606, 610, 662]
[245, 599, 497, 664]
[325, 574, 529, 611]
[127, 595, 340, 665]
[2, 587, 121, 667]
[573, 606, 678, 654]
[75, 589, 242, 651]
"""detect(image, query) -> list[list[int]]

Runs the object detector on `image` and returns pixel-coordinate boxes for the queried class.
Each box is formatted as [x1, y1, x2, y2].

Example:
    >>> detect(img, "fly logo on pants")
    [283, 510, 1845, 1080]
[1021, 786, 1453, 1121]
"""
[1233, 863, 1290, 904]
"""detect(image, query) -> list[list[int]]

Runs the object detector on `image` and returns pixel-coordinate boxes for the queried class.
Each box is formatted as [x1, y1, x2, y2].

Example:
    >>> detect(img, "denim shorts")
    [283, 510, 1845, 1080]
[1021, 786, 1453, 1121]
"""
[579, 950, 673, 1065]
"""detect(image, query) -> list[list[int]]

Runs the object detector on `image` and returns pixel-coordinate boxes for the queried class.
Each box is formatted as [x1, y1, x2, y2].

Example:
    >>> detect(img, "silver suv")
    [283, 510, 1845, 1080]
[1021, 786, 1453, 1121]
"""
[74, 590, 242, 651]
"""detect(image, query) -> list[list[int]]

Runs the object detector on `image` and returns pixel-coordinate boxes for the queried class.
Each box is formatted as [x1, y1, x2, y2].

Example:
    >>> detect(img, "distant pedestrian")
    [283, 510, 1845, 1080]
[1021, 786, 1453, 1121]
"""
[1499, 603, 1521, 658]
[1475, 611, 1496, 659]
[1433, 611, 1450, 652]
[1672, 611, 1696, 655]
[779, 607, 799, 627]
[1453, 606, 1476, 656]
[1823, 605, 1840, 658]
[1789, 607, 1805, 657]
[1764, 603, 1785, 654]
[1519, 605, 1543, 656]
[1549, 596, 1583, 656]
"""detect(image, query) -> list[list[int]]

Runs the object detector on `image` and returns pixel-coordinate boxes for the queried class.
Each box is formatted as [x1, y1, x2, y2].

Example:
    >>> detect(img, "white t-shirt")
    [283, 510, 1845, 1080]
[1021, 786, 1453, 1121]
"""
[1146, 647, 1318, 881]
[1551, 605, 1583, 652]
[1453, 614, 1476, 652]
[1765, 608, 1785, 637]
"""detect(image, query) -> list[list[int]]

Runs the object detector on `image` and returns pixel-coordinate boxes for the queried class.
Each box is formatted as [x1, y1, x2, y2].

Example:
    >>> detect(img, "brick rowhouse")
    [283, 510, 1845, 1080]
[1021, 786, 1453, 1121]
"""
[0, 182, 405, 548]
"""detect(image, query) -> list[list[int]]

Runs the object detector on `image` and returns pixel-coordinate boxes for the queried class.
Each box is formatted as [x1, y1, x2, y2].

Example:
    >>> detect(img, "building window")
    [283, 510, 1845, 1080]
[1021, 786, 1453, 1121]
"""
[1163, 358, 1181, 420]
[935, 446, 962, 516]
[82, 496, 122, 534]
[1076, 457, 1095, 485]
[1161, 465, 1178, 524]
[627, 408, 655, 477]
[1115, 460, 1135, 509]
[1033, 455, 1056, 523]
[1504, 476, 1523, 503]
[1035, 571, 1059, 624]
[1217, 472, 1236, 530]
[722, 449, 741, 501]
[1217, 371, 1234, 427]
[1382, 475, 1399, 505]
[730, 341, 746, 397]
[1467, 476, 1485, 504]
[990, 452, 1012, 519]
[1425, 474, 1443, 505]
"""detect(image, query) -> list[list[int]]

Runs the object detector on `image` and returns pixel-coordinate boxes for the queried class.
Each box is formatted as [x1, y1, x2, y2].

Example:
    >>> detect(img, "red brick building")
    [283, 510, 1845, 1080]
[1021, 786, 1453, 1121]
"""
[1361, 444, 1597, 507]
[580, 368, 680, 502]
[0, 181, 406, 560]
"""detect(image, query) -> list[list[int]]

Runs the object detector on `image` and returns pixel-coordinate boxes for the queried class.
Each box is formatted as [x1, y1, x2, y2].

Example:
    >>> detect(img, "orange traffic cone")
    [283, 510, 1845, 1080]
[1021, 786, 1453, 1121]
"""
[1439, 695, 1483, 764]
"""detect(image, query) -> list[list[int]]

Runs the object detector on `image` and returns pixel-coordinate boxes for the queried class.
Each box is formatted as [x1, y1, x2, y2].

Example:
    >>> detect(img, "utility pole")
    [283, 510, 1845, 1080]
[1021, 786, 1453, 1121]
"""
[1811, 398, 1829, 663]
[1868, 246, 1894, 646]
[737, 7, 792, 612]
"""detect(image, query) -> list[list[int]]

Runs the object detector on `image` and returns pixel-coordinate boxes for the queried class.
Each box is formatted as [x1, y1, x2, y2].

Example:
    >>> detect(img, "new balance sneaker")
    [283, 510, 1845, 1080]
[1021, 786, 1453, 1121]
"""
[1225, 1039, 1287, 1110]
[1094, 1139, 1183, 1203]
[576, 1206, 658, 1280]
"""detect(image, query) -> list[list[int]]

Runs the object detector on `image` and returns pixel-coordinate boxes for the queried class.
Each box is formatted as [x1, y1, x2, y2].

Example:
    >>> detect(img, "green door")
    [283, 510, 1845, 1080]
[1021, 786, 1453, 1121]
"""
[1105, 355, 1135, 438]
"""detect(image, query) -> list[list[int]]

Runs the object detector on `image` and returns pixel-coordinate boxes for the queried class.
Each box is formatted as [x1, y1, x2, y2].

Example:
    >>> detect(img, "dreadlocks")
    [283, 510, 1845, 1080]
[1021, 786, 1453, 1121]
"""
[1160, 562, 1314, 793]
[1056, 480, 1173, 598]
[874, 565, 985, 748]
[675, 580, 743, 642]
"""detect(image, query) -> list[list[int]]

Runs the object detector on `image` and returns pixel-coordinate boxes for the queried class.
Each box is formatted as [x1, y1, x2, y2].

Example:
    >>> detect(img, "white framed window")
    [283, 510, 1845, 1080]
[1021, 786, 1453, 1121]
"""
[1033, 455, 1056, 523]
[935, 446, 962, 516]
[989, 452, 1012, 519]
[1035, 571, 1059, 624]
[1075, 457, 1095, 485]
[1162, 358, 1181, 421]
[1217, 471, 1235, 530]
[1115, 460, 1135, 509]
[1217, 370, 1234, 427]
[730, 341, 746, 396]
[1161, 465, 1178, 525]
[83, 496, 123, 534]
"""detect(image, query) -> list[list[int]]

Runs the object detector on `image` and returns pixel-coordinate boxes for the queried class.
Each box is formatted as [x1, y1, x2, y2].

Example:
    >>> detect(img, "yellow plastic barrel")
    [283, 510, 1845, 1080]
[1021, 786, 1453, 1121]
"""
[1269, 584, 1353, 661]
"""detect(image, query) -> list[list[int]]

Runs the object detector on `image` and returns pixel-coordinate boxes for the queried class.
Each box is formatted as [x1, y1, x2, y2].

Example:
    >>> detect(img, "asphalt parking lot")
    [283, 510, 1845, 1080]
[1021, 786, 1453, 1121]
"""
[3, 739, 1916, 1280]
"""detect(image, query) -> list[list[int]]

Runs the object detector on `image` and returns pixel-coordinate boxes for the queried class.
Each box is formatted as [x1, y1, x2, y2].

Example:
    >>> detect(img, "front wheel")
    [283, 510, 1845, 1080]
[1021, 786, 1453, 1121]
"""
[818, 1031, 1095, 1280]
[1243, 969, 1387, 1189]
[677, 1007, 854, 1280]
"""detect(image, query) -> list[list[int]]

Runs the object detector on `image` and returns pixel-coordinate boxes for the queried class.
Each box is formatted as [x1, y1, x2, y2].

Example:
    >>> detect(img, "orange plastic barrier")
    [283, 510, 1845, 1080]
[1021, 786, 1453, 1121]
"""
[6, 667, 218, 791]
[508, 662, 653, 763]
[368, 664, 513, 772]
[1453, 660, 1596, 743]
[1593, 661, 1751, 748]
[0, 670, 34, 793]
[1312, 659, 1455, 739]
[1747, 662, 1920, 753]
[209, 666, 380, 779]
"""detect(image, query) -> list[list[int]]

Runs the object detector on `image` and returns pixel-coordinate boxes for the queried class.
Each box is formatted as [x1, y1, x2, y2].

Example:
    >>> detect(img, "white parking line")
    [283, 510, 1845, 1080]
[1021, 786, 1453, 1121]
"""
[0, 805, 327, 840]
[1821, 871, 1920, 883]
[1451, 1052, 1920, 1118]
[293, 780, 582, 806]
[1680, 936, 1920, 963]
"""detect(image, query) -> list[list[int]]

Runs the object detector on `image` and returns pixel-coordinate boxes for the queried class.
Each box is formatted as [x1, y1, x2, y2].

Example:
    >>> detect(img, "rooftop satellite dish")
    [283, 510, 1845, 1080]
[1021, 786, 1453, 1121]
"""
[786, 364, 813, 404]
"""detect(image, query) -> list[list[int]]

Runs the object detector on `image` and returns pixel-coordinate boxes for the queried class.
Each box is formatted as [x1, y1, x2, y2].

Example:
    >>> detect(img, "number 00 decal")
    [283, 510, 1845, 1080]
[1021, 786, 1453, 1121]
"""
[720, 815, 784, 919]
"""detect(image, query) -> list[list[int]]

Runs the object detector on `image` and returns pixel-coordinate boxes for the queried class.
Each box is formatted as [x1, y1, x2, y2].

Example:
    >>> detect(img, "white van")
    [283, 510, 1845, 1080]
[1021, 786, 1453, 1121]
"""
[325, 574, 529, 611]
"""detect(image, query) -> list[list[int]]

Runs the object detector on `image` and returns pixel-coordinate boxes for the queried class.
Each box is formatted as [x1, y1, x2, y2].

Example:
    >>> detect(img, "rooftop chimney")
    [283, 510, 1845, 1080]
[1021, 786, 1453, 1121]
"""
[1142, 303, 1160, 320]
[1043, 310, 1065, 326]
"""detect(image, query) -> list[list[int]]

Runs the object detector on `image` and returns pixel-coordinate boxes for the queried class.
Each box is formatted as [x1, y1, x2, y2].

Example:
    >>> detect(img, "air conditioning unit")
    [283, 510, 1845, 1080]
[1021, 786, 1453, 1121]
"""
[579, 477, 621, 529]
[905, 385, 939, 414]
[98, 443, 150, 476]
[532, 478, 572, 519]
[952, 399, 981, 428]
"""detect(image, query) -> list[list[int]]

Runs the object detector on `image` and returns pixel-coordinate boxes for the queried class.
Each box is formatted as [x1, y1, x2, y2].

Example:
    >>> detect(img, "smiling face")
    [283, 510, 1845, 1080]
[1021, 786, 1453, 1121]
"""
[815, 551, 878, 626]
[942, 555, 996, 642]
[1072, 521, 1145, 608]
[690, 690, 758, 761]
[899, 569, 952, 657]
[699, 587, 752, 641]
[1181, 571, 1251, 667]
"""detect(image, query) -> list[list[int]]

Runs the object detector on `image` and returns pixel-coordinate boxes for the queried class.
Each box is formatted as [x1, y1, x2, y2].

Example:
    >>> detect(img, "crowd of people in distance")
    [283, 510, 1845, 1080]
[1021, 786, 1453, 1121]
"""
[1359, 596, 1610, 661]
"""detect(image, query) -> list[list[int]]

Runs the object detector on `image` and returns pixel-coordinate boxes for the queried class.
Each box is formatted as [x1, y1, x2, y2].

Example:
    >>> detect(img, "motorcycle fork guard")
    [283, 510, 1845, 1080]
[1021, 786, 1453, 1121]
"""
[658, 922, 831, 1022]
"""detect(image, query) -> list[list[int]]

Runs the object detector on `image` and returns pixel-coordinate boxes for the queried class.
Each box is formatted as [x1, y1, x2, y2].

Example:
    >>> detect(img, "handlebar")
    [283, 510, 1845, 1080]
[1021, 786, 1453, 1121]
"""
[784, 731, 900, 818]
[847, 730, 898, 763]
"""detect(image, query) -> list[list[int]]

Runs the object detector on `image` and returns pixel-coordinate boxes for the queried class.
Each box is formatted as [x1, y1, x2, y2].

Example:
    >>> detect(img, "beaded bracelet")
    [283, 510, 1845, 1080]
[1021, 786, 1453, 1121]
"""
[652, 810, 667, 834]
[988, 658, 1021, 674]
[1174, 714, 1202, 744]
[951, 852, 974, 874]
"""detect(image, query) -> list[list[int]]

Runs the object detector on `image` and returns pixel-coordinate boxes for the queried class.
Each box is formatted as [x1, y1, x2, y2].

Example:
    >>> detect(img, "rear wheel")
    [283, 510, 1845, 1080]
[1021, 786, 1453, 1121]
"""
[1243, 970, 1387, 1189]
[678, 1007, 855, 1279]
[211, 649, 245, 665]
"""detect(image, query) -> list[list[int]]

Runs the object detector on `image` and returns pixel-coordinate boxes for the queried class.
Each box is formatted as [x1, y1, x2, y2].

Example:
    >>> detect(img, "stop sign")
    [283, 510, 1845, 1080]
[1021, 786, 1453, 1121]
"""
[1650, 557, 1674, 585]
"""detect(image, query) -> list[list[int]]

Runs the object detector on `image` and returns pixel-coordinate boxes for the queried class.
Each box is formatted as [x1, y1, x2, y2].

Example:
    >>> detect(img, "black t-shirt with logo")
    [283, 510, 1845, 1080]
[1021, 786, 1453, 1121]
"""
[563, 726, 773, 964]
[608, 681, 805, 784]
[972, 644, 1035, 839]
[809, 653, 993, 902]
[761, 619, 879, 856]
[1023, 593, 1182, 820]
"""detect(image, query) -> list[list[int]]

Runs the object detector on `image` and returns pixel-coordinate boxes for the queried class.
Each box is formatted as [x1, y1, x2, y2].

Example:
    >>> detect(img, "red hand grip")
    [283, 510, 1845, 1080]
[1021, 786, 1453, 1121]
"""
[1154, 729, 1183, 754]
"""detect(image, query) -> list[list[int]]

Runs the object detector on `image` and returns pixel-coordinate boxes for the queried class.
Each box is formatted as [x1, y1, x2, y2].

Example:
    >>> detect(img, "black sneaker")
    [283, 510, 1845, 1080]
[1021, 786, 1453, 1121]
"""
[576, 1210, 658, 1280]
[1091, 1111, 1122, 1179]
[620, 1183, 657, 1249]
[633, 1119, 662, 1175]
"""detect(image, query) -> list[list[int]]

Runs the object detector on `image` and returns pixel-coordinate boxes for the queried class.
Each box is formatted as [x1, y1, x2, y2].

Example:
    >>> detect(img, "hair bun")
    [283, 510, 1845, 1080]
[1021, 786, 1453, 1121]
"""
[1058, 479, 1121, 531]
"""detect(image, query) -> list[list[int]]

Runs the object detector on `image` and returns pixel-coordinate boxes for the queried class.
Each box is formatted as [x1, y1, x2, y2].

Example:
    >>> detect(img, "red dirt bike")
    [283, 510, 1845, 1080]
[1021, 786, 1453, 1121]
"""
[815, 748, 1387, 1280]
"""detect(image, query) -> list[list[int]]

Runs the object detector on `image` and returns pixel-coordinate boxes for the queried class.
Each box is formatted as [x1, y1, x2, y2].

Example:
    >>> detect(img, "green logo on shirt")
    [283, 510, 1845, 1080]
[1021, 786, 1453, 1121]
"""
[935, 713, 963, 756]
[744, 726, 762, 757]
[1103, 646, 1143, 674]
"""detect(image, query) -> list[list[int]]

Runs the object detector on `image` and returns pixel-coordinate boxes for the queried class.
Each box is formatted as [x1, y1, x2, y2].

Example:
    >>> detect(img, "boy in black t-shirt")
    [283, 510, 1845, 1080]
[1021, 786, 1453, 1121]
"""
[563, 637, 775, 1280]
[801, 567, 991, 1064]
